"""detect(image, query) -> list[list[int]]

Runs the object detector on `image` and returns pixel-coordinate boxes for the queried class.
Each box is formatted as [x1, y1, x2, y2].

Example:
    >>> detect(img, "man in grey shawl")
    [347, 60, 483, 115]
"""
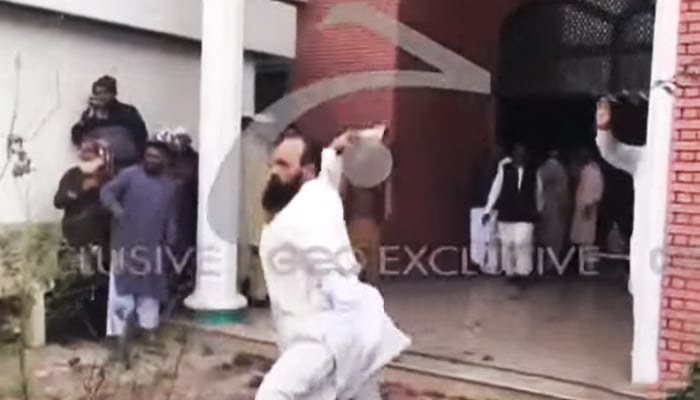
[101, 139, 177, 363]
[536, 149, 570, 272]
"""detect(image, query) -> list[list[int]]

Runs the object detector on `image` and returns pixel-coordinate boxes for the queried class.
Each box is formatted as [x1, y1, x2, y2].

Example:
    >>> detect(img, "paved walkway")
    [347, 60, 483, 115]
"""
[381, 277, 633, 392]
[225, 276, 637, 395]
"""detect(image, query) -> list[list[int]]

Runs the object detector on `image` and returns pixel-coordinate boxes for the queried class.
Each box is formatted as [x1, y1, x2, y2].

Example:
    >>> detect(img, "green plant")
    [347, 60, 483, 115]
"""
[0, 223, 65, 342]
[667, 362, 700, 400]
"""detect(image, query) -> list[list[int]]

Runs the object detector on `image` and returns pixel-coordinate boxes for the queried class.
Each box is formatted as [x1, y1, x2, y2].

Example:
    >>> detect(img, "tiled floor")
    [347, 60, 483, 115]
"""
[230, 276, 635, 394]
[381, 277, 633, 392]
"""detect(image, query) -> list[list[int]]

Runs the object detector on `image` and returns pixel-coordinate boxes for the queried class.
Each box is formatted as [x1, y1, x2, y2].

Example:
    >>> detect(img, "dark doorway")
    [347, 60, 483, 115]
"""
[497, 96, 643, 251]
[496, 0, 654, 257]
[255, 63, 291, 113]
[498, 95, 596, 164]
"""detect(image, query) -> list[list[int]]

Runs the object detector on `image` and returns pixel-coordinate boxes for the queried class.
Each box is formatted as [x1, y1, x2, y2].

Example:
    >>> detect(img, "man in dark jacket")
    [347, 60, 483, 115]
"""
[166, 130, 199, 312]
[482, 143, 544, 279]
[71, 76, 148, 169]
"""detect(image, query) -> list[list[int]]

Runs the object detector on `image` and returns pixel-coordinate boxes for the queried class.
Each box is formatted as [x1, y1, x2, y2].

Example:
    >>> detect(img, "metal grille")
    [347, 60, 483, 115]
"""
[620, 12, 654, 45]
[562, 5, 612, 46]
[499, 0, 655, 97]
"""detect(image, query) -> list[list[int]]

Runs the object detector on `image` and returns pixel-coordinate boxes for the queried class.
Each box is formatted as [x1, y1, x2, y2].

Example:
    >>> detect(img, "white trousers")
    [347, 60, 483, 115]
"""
[256, 341, 381, 400]
[106, 270, 160, 337]
[497, 222, 534, 277]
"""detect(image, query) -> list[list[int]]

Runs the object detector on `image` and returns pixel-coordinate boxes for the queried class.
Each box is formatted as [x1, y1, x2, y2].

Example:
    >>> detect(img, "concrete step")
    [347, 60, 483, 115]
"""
[166, 320, 648, 400]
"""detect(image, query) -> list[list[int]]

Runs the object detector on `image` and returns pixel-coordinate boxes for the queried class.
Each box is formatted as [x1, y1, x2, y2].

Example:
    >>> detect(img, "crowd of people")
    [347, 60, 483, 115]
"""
[53, 75, 213, 360]
[50, 74, 641, 400]
[51, 74, 411, 398]
[473, 98, 631, 282]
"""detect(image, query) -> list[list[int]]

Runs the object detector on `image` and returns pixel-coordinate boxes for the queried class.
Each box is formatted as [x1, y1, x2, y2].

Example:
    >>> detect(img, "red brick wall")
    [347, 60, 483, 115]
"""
[390, 0, 525, 250]
[656, 0, 700, 393]
[292, 0, 524, 259]
[291, 0, 400, 141]
[292, 0, 700, 390]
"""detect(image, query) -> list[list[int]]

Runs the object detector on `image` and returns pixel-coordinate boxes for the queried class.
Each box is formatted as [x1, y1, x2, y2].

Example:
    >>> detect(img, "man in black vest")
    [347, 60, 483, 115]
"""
[482, 143, 543, 280]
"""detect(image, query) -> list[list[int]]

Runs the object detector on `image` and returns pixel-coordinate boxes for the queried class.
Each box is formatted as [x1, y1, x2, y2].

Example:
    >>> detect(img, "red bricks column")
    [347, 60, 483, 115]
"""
[657, 0, 700, 394]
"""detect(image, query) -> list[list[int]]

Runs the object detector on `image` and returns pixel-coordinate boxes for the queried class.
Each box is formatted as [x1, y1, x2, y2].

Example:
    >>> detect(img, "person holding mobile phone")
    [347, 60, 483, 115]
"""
[71, 76, 149, 171]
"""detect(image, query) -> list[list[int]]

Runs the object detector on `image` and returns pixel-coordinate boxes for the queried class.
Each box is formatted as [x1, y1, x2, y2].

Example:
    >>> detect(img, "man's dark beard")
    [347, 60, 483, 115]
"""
[262, 173, 303, 215]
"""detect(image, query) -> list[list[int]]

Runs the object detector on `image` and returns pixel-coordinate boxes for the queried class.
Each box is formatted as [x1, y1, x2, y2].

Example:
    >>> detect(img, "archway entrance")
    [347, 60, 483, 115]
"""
[498, 0, 654, 154]
[492, 0, 655, 388]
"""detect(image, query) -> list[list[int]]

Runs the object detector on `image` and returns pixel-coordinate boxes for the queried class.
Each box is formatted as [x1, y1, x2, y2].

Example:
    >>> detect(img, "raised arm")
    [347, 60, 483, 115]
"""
[595, 98, 644, 175]
[596, 129, 644, 175]
[483, 159, 506, 218]
[319, 147, 344, 190]
[318, 129, 360, 190]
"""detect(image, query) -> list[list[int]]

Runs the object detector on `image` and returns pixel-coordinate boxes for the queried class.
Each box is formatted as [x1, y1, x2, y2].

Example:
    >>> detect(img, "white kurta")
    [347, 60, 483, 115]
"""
[258, 148, 411, 400]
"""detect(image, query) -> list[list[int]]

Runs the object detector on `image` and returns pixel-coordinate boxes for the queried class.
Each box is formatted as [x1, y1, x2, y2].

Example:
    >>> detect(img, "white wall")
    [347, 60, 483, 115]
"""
[0, 5, 256, 225]
[0, 0, 298, 58]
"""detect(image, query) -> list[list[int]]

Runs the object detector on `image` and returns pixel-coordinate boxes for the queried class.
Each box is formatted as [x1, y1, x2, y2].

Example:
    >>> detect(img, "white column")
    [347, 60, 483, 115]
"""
[243, 57, 257, 116]
[185, 0, 247, 311]
[630, 0, 680, 384]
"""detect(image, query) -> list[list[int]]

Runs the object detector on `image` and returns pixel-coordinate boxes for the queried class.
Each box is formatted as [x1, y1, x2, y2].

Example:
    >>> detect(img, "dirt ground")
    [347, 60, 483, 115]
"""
[0, 326, 462, 400]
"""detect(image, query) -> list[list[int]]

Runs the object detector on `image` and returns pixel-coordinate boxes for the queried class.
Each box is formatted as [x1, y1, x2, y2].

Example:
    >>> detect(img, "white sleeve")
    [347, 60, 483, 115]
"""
[292, 186, 361, 308]
[293, 186, 357, 277]
[596, 129, 643, 175]
[483, 162, 504, 215]
[319, 148, 343, 190]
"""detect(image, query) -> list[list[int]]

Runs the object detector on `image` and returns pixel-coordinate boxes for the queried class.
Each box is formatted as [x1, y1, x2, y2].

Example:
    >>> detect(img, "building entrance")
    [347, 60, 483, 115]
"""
[481, 0, 657, 388]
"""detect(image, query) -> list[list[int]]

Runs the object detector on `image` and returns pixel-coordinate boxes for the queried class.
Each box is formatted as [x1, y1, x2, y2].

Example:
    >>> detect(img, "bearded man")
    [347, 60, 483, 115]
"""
[101, 139, 177, 364]
[256, 127, 410, 400]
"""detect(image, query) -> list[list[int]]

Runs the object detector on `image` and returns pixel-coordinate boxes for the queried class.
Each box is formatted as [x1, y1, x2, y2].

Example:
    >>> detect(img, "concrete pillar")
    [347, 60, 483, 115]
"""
[631, 0, 680, 385]
[243, 58, 257, 116]
[185, 0, 247, 315]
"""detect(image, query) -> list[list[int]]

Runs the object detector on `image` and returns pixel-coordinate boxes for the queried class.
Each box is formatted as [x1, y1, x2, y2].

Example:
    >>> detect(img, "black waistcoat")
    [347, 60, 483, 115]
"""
[495, 163, 537, 223]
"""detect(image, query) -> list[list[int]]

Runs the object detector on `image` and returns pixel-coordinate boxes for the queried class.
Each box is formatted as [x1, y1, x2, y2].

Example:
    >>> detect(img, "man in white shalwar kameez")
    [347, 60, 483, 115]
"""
[256, 127, 411, 400]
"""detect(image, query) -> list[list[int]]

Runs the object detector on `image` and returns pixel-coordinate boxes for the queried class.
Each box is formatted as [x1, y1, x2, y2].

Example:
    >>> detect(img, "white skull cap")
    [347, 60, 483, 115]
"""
[152, 127, 173, 143]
